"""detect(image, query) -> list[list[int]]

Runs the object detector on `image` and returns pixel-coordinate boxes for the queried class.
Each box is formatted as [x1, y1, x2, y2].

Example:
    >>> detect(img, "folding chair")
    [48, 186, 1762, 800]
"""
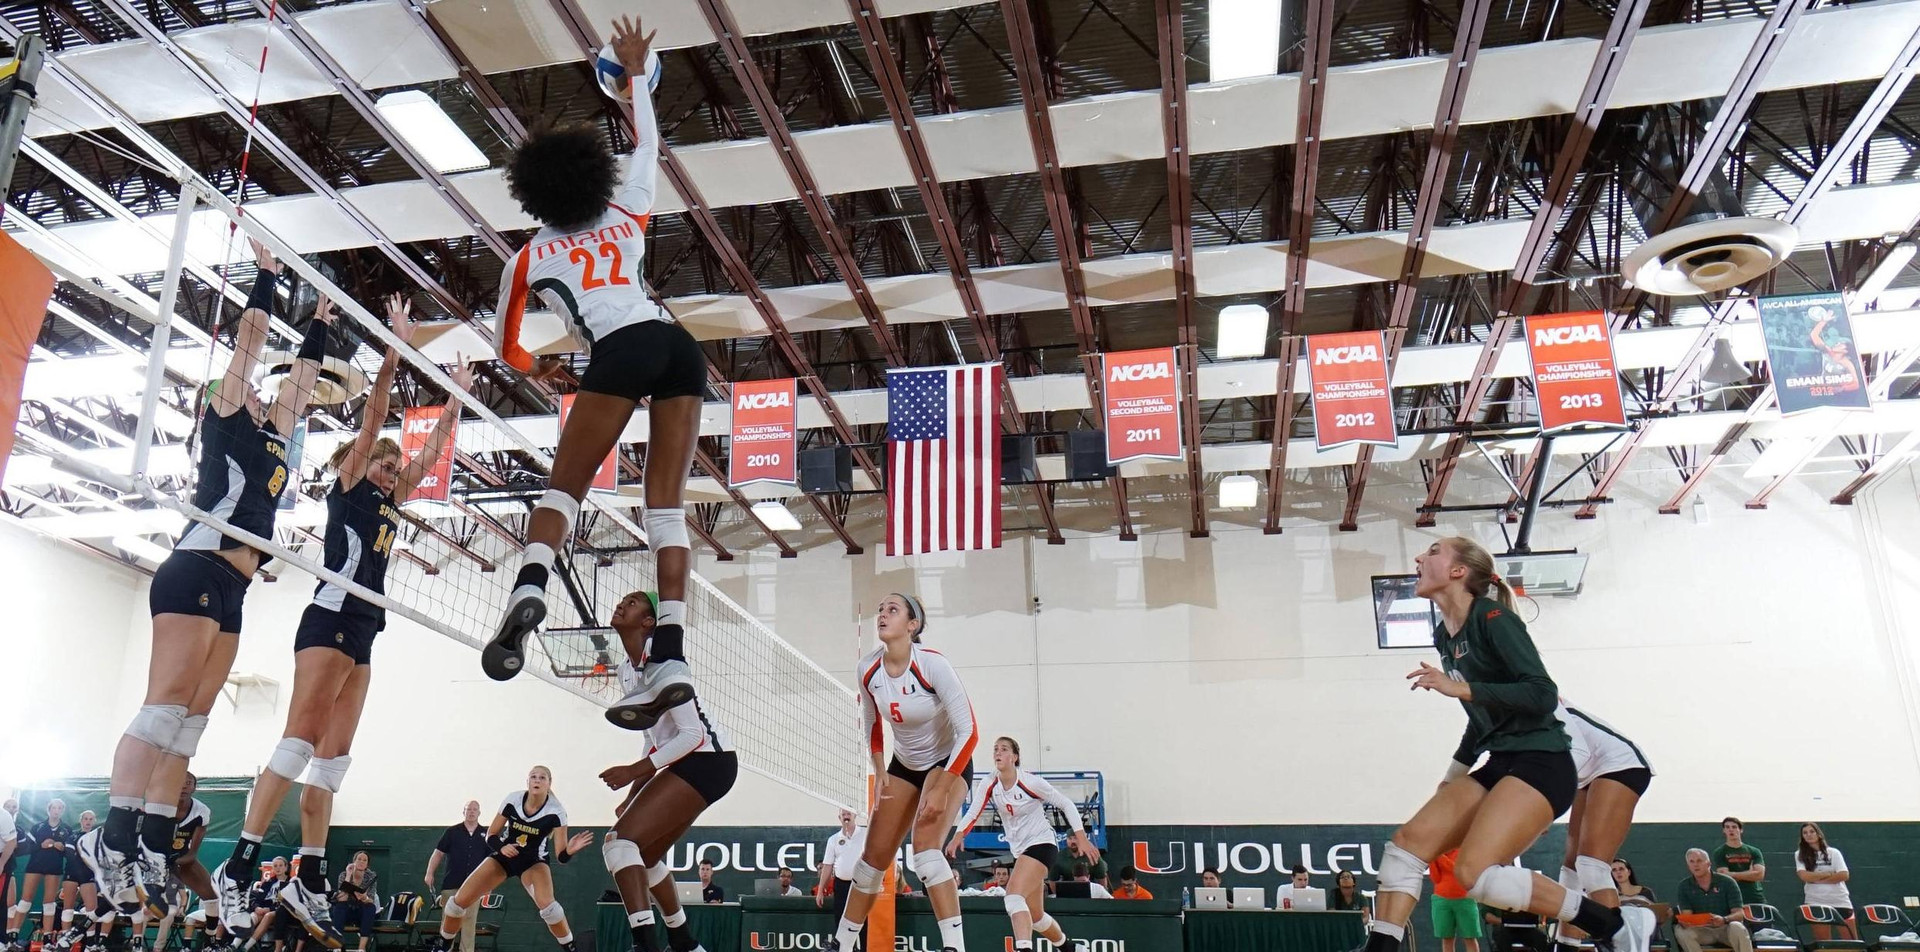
[373, 891, 424, 952]
[1746, 904, 1806, 952]
[1797, 904, 1864, 952]
[1861, 905, 1920, 952]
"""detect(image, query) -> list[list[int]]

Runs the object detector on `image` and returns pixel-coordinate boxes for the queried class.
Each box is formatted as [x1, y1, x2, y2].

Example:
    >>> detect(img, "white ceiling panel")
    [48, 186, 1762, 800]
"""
[1459, 38, 1592, 127]
[1052, 90, 1168, 167]
[22, 70, 115, 139]
[972, 260, 1070, 313]
[796, 124, 916, 196]
[57, 41, 219, 125]
[917, 106, 1036, 180]
[1322, 57, 1447, 139]
[296, 2, 460, 90]
[424, 0, 582, 76]
[865, 273, 969, 325]
[673, 138, 800, 208]
[447, 170, 542, 231]
[243, 194, 379, 254]
[1187, 74, 1296, 154]
[344, 180, 479, 244]
[1794, 180, 1920, 245]
[174, 21, 338, 104]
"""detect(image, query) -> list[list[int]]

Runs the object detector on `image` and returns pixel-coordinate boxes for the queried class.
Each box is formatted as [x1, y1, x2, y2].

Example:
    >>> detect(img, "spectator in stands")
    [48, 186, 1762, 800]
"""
[815, 810, 856, 908]
[1676, 848, 1753, 952]
[1712, 818, 1767, 908]
[1070, 863, 1112, 899]
[775, 867, 802, 897]
[988, 864, 1010, 896]
[1112, 867, 1153, 900]
[423, 800, 487, 952]
[245, 857, 287, 951]
[1429, 850, 1480, 952]
[1330, 869, 1368, 921]
[699, 860, 724, 903]
[1612, 858, 1655, 906]
[1053, 849, 1109, 886]
[1277, 865, 1312, 908]
[330, 852, 380, 952]
[1795, 823, 1854, 940]
[1201, 868, 1223, 891]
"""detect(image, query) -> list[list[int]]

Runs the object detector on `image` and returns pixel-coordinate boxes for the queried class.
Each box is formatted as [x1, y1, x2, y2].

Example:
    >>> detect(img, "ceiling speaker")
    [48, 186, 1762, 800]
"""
[1621, 216, 1797, 297]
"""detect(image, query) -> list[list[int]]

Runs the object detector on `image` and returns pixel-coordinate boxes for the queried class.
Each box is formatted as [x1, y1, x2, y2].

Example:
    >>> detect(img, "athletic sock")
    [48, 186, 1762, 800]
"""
[555, 933, 575, 952]
[660, 910, 685, 929]
[1569, 898, 1622, 939]
[104, 803, 142, 855]
[297, 849, 327, 892]
[227, 836, 262, 884]
[1364, 922, 1406, 952]
[141, 804, 177, 856]
[626, 910, 656, 952]
[516, 544, 554, 591]
[834, 918, 861, 951]
[936, 915, 964, 951]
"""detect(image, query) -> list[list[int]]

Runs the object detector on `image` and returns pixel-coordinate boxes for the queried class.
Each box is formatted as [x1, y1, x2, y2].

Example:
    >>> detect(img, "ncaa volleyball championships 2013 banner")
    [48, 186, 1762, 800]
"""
[1758, 292, 1873, 415]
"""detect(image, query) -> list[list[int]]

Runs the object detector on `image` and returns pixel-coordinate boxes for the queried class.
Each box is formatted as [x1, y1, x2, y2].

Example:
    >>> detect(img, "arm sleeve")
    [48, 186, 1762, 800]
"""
[494, 248, 536, 373]
[647, 703, 709, 770]
[924, 654, 979, 773]
[1028, 775, 1085, 833]
[613, 85, 660, 215]
[953, 778, 992, 837]
[1469, 610, 1559, 715]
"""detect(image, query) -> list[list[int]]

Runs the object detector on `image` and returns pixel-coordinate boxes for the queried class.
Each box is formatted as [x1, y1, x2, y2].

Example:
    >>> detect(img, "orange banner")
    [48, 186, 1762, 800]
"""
[1525, 311, 1627, 433]
[558, 393, 618, 492]
[1308, 330, 1398, 449]
[399, 406, 456, 503]
[728, 378, 796, 486]
[1102, 347, 1182, 464]
[0, 232, 53, 485]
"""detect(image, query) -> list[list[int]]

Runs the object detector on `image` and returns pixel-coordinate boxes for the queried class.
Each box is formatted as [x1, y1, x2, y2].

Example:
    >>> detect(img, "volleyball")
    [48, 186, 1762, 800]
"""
[594, 44, 660, 102]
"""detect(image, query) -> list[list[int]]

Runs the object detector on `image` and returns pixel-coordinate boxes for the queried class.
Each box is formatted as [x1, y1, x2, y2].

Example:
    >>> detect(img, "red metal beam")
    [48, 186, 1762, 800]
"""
[1831, 428, 1920, 505]
[1258, 0, 1329, 532]
[1154, 0, 1208, 538]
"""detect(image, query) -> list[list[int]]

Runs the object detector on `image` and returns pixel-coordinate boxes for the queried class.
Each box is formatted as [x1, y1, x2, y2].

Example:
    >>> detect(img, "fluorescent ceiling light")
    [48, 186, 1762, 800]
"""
[1209, 0, 1283, 82]
[28, 508, 185, 540]
[22, 354, 145, 401]
[751, 500, 802, 532]
[1218, 473, 1259, 509]
[4, 455, 67, 488]
[112, 534, 174, 564]
[374, 91, 489, 174]
[1856, 241, 1917, 306]
[1216, 304, 1270, 358]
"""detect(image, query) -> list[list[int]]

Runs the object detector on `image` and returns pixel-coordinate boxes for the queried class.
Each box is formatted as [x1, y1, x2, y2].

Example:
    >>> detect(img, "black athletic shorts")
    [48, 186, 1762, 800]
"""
[665, 752, 738, 806]
[1471, 749, 1578, 818]
[578, 320, 707, 403]
[64, 859, 95, 885]
[1594, 766, 1653, 798]
[293, 604, 380, 665]
[150, 550, 251, 633]
[491, 848, 548, 879]
[1020, 843, 1059, 869]
[887, 756, 976, 792]
[26, 848, 67, 876]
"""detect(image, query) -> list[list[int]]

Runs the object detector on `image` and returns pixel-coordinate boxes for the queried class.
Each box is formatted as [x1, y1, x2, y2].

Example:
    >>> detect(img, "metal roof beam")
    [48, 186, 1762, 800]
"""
[1156, 0, 1205, 539]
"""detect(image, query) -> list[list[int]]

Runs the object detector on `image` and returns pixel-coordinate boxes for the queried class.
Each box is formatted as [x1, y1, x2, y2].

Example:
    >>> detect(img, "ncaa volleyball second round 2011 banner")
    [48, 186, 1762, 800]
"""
[1101, 348, 1183, 465]
[1524, 311, 1628, 433]
[728, 378, 797, 487]
[1306, 331, 1397, 450]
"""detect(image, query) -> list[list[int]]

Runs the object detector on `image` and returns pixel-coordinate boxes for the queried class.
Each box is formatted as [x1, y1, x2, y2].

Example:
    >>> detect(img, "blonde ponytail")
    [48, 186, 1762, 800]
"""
[1442, 536, 1516, 612]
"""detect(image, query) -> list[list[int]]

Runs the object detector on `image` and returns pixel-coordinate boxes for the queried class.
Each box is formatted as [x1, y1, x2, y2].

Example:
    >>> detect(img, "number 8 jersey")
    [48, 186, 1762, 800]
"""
[496, 86, 672, 371]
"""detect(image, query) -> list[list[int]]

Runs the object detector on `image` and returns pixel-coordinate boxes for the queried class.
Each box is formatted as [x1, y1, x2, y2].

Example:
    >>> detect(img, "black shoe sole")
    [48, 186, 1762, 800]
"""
[483, 597, 546, 681]
[606, 683, 695, 730]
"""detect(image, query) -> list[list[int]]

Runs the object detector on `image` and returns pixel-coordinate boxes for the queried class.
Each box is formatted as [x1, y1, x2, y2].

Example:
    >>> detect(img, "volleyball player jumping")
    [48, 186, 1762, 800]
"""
[1551, 701, 1653, 950]
[482, 14, 703, 732]
[947, 737, 1098, 952]
[598, 591, 735, 952]
[214, 296, 471, 947]
[80, 240, 332, 912]
[1357, 537, 1624, 952]
[432, 769, 593, 952]
[830, 593, 978, 952]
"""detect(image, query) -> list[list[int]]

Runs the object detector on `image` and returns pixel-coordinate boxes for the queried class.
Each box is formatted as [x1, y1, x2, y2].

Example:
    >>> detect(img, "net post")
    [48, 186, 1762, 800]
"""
[0, 34, 44, 192]
[130, 183, 199, 479]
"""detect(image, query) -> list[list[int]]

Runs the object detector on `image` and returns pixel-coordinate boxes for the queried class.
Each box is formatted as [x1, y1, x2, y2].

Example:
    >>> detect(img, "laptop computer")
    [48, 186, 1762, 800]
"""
[674, 882, 704, 905]
[1053, 882, 1092, 899]
[1231, 887, 1267, 910]
[1192, 887, 1230, 910]
[1290, 887, 1328, 911]
[753, 879, 783, 898]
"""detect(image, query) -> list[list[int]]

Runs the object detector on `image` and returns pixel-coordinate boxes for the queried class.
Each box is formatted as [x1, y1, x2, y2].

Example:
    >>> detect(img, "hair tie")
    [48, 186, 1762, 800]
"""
[892, 592, 927, 633]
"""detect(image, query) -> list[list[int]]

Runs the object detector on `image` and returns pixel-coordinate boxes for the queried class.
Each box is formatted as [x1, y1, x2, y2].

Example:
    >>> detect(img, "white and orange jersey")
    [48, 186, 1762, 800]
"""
[618, 658, 732, 769]
[954, 769, 1083, 855]
[495, 88, 670, 372]
[858, 643, 977, 774]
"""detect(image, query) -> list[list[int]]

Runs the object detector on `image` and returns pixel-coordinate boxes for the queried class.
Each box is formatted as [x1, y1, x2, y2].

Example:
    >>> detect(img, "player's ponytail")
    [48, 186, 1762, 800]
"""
[893, 592, 927, 643]
[997, 736, 1021, 766]
[1443, 536, 1516, 613]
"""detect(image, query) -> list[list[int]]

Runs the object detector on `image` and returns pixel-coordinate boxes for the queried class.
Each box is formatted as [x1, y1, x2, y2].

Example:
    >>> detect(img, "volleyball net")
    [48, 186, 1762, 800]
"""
[28, 175, 864, 812]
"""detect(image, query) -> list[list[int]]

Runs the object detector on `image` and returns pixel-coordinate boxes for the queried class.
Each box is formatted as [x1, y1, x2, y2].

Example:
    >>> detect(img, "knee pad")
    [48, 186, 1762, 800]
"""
[645, 861, 671, 888]
[642, 507, 689, 552]
[538, 489, 581, 537]
[1003, 895, 1029, 919]
[601, 838, 642, 874]
[1559, 865, 1580, 894]
[910, 849, 953, 889]
[1577, 856, 1614, 895]
[443, 899, 469, 920]
[11, 900, 30, 915]
[1033, 915, 1057, 934]
[303, 756, 351, 793]
[1377, 841, 1429, 898]
[127, 704, 188, 751]
[266, 738, 316, 781]
[538, 902, 565, 925]
[167, 713, 208, 758]
[1466, 864, 1535, 911]
[851, 860, 884, 895]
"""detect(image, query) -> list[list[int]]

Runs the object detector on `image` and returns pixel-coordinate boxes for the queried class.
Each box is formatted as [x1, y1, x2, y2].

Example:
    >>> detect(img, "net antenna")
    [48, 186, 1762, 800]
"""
[28, 62, 863, 811]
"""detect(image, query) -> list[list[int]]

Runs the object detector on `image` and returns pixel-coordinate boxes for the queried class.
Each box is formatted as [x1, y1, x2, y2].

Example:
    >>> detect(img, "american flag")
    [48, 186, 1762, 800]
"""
[885, 363, 1003, 557]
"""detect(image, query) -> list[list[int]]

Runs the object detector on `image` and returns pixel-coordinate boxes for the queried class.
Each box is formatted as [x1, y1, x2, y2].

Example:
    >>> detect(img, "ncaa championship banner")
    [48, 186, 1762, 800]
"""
[729, 378, 797, 487]
[399, 406, 456, 503]
[1307, 331, 1397, 449]
[1759, 292, 1872, 415]
[1524, 311, 1628, 433]
[558, 393, 618, 492]
[1101, 348, 1182, 464]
